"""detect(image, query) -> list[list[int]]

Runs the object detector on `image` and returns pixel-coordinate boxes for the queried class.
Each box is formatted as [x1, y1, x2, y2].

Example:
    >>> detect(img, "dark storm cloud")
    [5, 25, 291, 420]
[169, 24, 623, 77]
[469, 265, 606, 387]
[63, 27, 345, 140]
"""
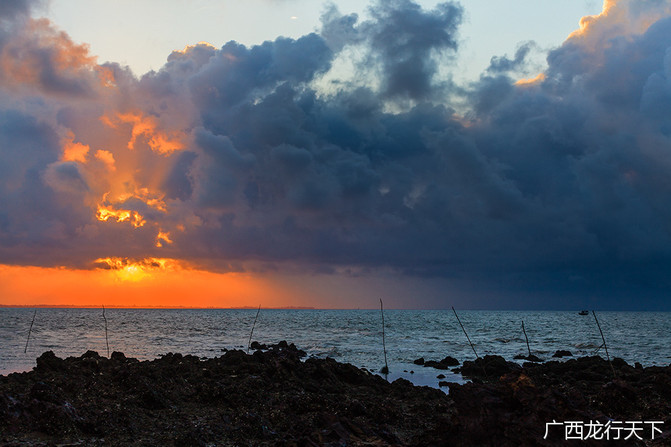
[0, 0, 37, 20]
[320, 6, 360, 52]
[0, 0, 32, 48]
[189, 34, 333, 111]
[2, 0, 671, 307]
[360, 0, 463, 100]
[167, 0, 671, 307]
[0, 109, 83, 263]
[456, 10, 671, 306]
[43, 161, 89, 194]
[487, 41, 536, 73]
[191, 128, 255, 209]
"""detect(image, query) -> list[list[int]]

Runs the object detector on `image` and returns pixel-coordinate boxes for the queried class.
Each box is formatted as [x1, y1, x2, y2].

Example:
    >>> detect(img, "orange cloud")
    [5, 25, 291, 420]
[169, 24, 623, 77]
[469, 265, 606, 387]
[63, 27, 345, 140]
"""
[515, 73, 546, 87]
[103, 111, 184, 154]
[61, 132, 90, 163]
[0, 18, 98, 93]
[156, 230, 173, 248]
[93, 257, 181, 282]
[94, 150, 116, 171]
[28, 19, 97, 70]
[102, 188, 167, 213]
[568, 0, 616, 40]
[567, 0, 671, 44]
[96, 205, 146, 227]
[95, 65, 117, 88]
[94, 187, 167, 230]
[173, 41, 217, 55]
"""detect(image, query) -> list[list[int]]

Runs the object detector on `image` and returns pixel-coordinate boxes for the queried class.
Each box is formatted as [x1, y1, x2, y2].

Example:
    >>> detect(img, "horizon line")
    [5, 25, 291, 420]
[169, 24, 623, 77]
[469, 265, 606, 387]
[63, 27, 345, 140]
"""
[0, 304, 666, 312]
[0, 304, 318, 310]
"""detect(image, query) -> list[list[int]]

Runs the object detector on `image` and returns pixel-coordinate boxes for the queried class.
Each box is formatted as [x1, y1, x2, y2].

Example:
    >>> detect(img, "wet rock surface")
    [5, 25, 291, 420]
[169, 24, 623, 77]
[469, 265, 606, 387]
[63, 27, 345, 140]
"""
[449, 356, 671, 446]
[0, 342, 452, 446]
[1, 345, 670, 446]
[423, 355, 460, 370]
[513, 353, 543, 362]
[455, 355, 522, 379]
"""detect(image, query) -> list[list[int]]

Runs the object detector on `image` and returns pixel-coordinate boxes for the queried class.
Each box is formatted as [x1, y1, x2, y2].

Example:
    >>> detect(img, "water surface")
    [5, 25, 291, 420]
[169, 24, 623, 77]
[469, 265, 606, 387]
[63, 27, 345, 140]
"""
[1, 309, 669, 389]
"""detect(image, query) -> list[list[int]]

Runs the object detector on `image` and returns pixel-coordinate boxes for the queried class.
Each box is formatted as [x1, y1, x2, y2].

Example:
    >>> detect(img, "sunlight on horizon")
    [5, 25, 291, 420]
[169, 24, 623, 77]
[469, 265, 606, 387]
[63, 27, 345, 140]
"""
[0, 264, 300, 308]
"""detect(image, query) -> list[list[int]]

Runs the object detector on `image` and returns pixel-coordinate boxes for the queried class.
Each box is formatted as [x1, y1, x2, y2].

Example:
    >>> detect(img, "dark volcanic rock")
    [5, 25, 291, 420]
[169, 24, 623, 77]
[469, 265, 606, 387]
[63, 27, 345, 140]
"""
[250, 341, 267, 350]
[552, 349, 573, 358]
[3, 347, 671, 446]
[448, 356, 671, 446]
[413, 357, 425, 365]
[440, 355, 460, 367]
[513, 354, 543, 362]
[35, 350, 66, 371]
[110, 351, 126, 361]
[423, 355, 460, 370]
[455, 355, 521, 379]
[423, 360, 447, 369]
[0, 343, 452, 446]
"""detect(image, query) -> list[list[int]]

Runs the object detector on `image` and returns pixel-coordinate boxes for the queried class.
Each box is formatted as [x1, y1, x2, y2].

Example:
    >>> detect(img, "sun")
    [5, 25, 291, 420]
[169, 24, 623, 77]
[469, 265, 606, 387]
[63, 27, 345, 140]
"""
[93, 257, 180, 283]
[116, 264, 149, 282]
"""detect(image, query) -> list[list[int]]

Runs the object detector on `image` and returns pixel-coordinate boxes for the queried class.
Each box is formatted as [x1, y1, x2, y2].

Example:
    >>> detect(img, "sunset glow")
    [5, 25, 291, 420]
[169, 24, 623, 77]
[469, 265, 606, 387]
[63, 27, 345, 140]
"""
[514, 73, 545, 87]
[92, 257, 181, 282]
[2, 0, 671, 310]
[155, 230, 173, 248]
[0, 264, 297, 308]
[104, 111, 185, 154]
[61, 134, 90, 163]
[96, 205, 146, 228]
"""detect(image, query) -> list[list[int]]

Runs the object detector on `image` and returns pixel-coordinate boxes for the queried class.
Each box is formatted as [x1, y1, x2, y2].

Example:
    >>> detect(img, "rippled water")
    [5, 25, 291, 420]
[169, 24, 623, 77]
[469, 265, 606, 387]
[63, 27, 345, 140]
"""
[1, 309, 670, 388]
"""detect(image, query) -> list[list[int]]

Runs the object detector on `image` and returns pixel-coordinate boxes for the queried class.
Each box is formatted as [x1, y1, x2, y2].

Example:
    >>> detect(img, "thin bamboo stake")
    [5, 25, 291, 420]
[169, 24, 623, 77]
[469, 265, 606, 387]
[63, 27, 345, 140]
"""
[24, 309, 37, 354]
[452, 306, 479, 359]
[102, 305, 110, 358]
[247, 305, 261, 353]
[380, 299, 389, 374]
[592, 310, 616, 377]
[522, 320, 531, 358]
[452, 307, 487, 377]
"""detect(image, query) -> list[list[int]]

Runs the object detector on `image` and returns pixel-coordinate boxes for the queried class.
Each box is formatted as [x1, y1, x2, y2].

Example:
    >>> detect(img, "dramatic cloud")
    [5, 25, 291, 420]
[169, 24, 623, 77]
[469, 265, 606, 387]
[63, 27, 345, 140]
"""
[487, 41, 536, 74]
[2, 0, 671, 308]
[359, 0, 462, 100]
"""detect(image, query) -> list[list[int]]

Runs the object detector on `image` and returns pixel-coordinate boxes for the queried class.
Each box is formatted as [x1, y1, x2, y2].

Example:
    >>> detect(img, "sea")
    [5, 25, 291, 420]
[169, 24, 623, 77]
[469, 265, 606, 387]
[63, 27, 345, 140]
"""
[1, 308, 670, 390]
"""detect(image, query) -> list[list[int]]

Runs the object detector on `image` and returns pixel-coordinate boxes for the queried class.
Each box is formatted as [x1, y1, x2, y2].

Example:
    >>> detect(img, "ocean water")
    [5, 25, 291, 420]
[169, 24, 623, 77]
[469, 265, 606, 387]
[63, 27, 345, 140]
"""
[1, 309, 670, 389]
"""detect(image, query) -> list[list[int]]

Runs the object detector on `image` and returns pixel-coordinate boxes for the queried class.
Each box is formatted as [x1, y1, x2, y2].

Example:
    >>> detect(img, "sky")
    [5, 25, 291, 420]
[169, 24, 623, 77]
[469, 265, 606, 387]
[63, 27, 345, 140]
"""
[42, 0, 602, 81]
[1, 0, 671, 310]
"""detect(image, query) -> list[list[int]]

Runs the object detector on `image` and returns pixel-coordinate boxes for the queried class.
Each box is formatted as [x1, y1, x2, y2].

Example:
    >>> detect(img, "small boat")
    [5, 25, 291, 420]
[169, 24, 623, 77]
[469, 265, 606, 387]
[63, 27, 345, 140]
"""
[578, 310, 589, 316]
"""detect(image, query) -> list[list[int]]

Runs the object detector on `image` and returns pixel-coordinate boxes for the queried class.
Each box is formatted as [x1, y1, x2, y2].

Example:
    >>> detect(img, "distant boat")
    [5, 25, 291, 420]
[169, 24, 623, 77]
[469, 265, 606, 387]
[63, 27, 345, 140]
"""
[578, 310, 589, 316]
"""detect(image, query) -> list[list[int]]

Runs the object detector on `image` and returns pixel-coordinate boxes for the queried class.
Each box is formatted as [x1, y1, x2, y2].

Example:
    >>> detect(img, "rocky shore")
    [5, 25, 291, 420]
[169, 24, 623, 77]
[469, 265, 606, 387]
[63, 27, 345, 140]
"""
[1, 342, 670, 446]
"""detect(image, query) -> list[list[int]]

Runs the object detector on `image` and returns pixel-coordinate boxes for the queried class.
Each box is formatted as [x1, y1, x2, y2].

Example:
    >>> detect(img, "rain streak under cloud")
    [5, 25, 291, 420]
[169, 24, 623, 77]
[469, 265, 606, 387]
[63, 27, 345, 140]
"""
[2, 0, 671, 309]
